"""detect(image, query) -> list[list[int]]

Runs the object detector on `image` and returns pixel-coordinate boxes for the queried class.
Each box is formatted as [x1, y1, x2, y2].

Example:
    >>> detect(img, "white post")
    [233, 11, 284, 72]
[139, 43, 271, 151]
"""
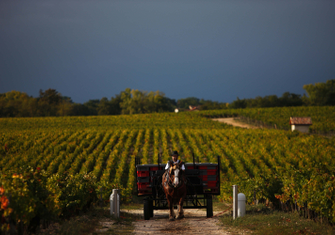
[110, 189, 120, 218]
[238, 193, 246, 217]
[233, 185, 238, 220]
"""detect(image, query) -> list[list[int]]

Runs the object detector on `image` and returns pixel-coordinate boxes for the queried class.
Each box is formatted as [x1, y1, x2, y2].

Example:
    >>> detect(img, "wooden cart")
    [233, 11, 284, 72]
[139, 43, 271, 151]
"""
[136, 156, 220, 220]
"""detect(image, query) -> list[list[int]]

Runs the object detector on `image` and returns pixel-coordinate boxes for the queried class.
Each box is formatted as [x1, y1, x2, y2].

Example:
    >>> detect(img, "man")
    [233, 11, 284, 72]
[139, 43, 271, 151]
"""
[164, 150, 185, 186]
[165, 150, 185, 171]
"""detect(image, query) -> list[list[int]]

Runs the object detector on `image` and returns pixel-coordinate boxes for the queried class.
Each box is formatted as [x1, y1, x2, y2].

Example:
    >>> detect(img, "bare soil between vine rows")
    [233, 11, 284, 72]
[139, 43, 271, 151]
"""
[212, 118, 259, 129]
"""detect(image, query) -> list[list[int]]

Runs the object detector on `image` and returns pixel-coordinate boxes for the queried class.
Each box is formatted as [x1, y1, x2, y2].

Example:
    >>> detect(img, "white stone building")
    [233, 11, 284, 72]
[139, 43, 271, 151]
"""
[289, 117, 312, 133]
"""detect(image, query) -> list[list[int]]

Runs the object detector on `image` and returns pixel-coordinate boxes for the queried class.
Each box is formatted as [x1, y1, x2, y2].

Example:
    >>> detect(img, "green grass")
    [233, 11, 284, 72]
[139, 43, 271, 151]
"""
[220, 204, 335, 235]
[120, 195, 144, 210]
[213, 196, 233, 212]
[121, 202, 143, 210]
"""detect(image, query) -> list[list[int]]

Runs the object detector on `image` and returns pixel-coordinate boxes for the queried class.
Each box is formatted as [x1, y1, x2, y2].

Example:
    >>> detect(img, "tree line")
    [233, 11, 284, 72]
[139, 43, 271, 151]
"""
[0, 88, 174, 117]
[230, 79, 335, 108]
[0, 88, 231, 117]
[0, 79, 334, 117]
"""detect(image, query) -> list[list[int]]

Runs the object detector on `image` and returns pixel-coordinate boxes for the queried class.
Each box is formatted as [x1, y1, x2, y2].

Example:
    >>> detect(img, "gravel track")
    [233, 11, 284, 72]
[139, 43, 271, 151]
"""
[122, 209, 231, 235]
[212, 118, 258, 129]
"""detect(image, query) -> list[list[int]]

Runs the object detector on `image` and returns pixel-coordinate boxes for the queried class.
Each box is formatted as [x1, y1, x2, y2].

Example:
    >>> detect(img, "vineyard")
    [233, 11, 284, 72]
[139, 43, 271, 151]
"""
[1, 110, 335, 232]
[201, 106, 335, 133]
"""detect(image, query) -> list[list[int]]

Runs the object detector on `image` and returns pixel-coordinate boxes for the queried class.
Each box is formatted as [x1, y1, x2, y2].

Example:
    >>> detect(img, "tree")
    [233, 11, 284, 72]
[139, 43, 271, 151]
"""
[97, 97, 111, 115]
[57, 101, 73, 116]
[177, 97, 200, 109]
[38, 89, 63, 116]
[146, 91, 173, 113]
[120, 88, 133, 114]
[38, 89, 62, 105]
[109, 94, 122, 115]
[83, 99, 100, 115]
[303, 79, 335, 106]
[70, 103, 90, 116]
[0, 91, 35, 117]
[230, 92, 304, 109]
[279, 92, 303, 107]
[119, 88, 175, 114]
[230, 97, 247, 109]
[159, 96, 176, 112]
[198, 99, 227, 110]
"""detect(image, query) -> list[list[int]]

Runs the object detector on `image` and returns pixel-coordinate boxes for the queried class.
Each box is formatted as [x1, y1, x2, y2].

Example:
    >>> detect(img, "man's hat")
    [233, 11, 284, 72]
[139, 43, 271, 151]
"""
[172, 150, 179, 156]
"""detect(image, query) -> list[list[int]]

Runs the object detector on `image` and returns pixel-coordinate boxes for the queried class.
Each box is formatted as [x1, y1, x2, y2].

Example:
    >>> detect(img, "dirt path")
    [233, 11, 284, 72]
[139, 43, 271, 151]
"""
[212, 118, 258, 129]
[124, 209, 231, 235]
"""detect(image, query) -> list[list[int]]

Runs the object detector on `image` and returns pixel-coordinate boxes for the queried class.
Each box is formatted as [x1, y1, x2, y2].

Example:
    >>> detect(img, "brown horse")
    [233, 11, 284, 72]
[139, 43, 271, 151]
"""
[162, 161, 187, 221]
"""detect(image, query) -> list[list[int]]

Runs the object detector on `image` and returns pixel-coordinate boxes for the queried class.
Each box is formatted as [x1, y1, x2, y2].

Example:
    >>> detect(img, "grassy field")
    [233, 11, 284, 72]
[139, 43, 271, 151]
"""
[220, 204, 335, 235]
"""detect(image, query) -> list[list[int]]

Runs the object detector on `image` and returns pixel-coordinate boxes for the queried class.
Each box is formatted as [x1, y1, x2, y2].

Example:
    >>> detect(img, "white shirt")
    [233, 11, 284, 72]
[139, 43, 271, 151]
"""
[165, 159, 186, 170]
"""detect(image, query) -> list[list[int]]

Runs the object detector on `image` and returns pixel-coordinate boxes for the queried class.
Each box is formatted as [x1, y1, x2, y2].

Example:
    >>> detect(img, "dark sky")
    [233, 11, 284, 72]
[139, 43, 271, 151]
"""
[1, 0, 335, 103]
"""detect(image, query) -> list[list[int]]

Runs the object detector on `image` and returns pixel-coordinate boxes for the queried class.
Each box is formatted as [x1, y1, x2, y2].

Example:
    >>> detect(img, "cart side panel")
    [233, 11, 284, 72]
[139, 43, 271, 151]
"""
[136, 165, 151, 196]
[136, 164, 166, 196]
[193, 163, 220, 195]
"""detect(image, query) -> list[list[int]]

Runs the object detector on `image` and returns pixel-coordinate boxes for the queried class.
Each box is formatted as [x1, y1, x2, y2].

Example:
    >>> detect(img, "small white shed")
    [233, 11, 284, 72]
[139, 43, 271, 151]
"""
[289, 117, 312, 133]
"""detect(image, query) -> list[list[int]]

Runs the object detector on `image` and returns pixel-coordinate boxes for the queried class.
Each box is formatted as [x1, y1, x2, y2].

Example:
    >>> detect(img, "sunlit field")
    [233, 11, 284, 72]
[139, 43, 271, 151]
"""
[1, 110, 335, 232]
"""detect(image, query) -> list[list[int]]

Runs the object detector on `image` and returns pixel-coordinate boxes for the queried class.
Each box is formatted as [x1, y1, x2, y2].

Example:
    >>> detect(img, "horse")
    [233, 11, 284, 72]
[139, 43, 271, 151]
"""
[162, 161, 187, 221]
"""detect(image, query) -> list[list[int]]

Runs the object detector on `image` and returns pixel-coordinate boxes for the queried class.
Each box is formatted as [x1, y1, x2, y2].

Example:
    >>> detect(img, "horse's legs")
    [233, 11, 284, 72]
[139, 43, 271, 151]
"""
[168, 197, 175, 221]
[172, 206, 176, 219]
[177, 198, 184, 219]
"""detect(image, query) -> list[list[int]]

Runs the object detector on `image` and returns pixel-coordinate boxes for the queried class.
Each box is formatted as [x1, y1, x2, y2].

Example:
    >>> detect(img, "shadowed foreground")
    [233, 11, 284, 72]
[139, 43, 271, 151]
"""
[123, 209, 230, 235]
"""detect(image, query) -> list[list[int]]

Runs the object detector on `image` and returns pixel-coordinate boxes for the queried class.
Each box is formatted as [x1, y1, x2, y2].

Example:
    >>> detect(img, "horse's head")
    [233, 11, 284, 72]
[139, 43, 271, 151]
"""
[169, 162, 183, 188]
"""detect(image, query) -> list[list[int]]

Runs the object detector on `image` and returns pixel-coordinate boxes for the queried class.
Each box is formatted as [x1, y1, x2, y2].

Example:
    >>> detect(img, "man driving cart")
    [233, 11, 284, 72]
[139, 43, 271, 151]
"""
[165, 151, 185, 183]
[165, 150, 185, 171]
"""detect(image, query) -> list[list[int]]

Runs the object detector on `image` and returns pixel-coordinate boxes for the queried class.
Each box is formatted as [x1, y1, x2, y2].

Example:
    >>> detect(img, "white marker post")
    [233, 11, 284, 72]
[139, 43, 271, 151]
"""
[238, 193, 246, 217]
[232, 185, 238, 220]
[110, 189, 120, 218]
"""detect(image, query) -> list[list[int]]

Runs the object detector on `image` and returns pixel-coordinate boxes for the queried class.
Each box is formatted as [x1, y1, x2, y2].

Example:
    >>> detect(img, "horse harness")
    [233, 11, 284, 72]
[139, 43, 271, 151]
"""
[164, 161, 187, 188]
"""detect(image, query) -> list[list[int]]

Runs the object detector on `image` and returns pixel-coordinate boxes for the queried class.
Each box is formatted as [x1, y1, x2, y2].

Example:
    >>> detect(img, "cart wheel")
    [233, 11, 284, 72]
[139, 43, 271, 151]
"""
[206, 195, 213, 218]
[144, 198, 150, 220]
[149, 199, 154, 217]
